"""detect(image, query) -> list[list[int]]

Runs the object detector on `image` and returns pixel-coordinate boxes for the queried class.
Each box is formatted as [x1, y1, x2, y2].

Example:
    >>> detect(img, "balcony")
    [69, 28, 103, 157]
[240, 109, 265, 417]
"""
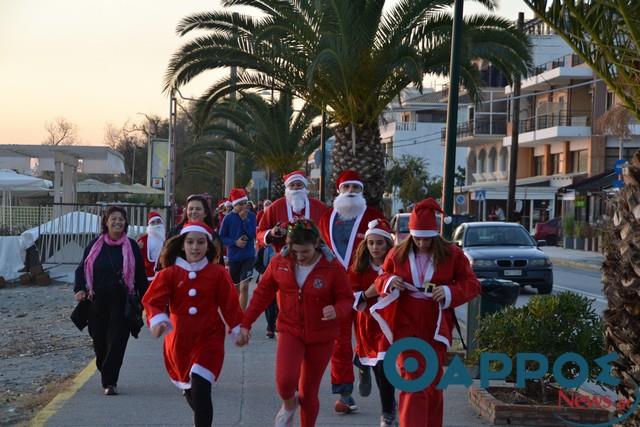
[506, 53, 593, 93]
[503, 110, 592, 147]
[440, 116, 507, 147]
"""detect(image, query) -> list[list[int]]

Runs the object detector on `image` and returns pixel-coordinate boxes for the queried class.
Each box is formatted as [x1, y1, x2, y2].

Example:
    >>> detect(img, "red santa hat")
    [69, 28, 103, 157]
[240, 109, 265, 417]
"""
[217, 198, 228, 208]
[147, 211, 163, 224]
[229, 188, 248, 206]
[180, 221, 213, 241]
[336, 169, 364, 190]
[408, 198, 451, 238]
[283, 170, 308, 187]
[365, 218, 392, 240]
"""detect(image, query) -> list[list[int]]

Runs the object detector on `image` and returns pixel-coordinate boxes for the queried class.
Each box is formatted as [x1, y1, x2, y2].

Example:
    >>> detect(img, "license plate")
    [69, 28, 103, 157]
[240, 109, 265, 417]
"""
[504, 269, 522, 276]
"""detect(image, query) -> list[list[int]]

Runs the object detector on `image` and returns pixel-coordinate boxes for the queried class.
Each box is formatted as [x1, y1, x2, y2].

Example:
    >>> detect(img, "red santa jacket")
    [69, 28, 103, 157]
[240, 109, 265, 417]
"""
[256, 196, 328, 252]
[136, 234, 157, 281]
[349, 265, 389, 365]
[242, 250, 354, 343]
[142, 258, 243, 386]
[317, 206, 384, 270]
[371, 244, 480, 348]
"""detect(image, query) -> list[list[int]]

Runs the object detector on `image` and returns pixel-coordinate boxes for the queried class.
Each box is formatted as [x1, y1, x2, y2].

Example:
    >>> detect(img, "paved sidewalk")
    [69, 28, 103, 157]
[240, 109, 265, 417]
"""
[541, 246, 603, 272]
[35, 309, 494, 426]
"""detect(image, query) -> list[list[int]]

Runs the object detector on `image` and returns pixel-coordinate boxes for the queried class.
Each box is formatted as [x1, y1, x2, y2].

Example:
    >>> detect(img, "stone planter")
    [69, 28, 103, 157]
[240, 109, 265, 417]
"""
[563, 237, 574, 249]
[468, 386, 610, 426]
[574, 238, 585, 250]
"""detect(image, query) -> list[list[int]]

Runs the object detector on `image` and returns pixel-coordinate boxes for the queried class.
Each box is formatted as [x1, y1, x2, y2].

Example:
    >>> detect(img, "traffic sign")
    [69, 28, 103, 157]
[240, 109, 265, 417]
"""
[613, 179, 624, 189]
[474, 190, 486, 201]
[615, 159, 626, 175]
[455, 195, 465, 205]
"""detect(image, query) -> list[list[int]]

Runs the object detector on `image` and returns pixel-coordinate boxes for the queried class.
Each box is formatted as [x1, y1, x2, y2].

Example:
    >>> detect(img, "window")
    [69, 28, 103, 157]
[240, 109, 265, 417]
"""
[551, 153, 561, 174]
[606, 92, 614, 111]
[534, 156, 544, 176]
[571, 150, 588, 173]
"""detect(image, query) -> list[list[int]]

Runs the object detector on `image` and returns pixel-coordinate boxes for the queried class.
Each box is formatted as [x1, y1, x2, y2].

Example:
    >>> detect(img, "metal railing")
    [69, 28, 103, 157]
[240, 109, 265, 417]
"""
[441, 116, 507, 142]
[519, 110, 592, 133]
[533, 53, 584, 75]
[0, 206, 54, 234]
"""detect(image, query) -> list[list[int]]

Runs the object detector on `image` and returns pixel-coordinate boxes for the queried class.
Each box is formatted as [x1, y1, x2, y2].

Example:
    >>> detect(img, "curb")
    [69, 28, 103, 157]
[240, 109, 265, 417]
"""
[551, 257, 602, 273]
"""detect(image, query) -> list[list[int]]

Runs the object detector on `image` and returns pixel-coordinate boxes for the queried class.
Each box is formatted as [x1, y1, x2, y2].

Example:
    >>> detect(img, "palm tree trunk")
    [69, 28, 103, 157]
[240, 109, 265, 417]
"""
[332, 123, 385, 209]
[602, 180, 640, 425]
[271, 176, 285, 200]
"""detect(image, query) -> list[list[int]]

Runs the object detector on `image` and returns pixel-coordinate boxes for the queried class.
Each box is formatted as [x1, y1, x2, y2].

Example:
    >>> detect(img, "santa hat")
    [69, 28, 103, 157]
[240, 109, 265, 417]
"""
[229, 188, 248, 206]
[336, 169, 364, 190]
[180, 221, 213, 241]
[147, 211, 163, 224]
[365, 218, 392, 240]
[217, 198, 228, 208]
[283, 170, 308, 187]
[408, 198, 451, 238]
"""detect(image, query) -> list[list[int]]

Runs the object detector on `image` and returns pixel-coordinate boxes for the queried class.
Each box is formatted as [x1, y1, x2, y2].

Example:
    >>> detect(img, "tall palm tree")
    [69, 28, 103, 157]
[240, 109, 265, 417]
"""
[188, 92, 320, 199]
[165, 0, 532, 207]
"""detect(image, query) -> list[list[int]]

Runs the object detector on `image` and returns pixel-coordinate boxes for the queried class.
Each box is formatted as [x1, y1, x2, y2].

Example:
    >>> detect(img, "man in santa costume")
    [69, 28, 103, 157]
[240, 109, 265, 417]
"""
[257, 170, 328, 253]
[136, 211, 166, 283]
[371, 198, 480, 427]
[317, 169, 384, 413]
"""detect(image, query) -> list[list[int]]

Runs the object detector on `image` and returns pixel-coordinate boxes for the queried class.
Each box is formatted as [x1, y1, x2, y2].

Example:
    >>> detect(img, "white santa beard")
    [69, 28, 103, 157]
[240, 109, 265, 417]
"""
[333, 192, 366, 220]
[285, 188, 309, 213]
[147, 225, 165, 262]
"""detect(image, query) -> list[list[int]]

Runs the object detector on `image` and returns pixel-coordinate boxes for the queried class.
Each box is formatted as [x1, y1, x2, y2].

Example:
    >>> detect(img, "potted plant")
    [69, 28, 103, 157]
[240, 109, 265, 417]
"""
[562, 215, 575, 249]
[574, 221, 586, 250]
[468, 292, 608, 426]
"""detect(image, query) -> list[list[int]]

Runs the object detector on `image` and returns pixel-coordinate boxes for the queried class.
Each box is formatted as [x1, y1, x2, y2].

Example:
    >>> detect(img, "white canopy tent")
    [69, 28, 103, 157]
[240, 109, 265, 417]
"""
[0, 169, 53, 229]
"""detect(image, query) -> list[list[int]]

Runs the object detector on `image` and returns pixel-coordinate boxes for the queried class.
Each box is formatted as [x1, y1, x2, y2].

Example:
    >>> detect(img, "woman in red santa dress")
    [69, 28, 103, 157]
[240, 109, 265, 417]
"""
[371, 199, 480, 427]
[236, 218, 354, 427]
[142, 221, 243, 427]
[348, 218, 397, 427]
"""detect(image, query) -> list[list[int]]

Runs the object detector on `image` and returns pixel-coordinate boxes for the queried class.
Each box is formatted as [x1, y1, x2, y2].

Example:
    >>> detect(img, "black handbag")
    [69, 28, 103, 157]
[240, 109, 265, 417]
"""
[124, 292, 144, 339]
[71, 299, 90, 331]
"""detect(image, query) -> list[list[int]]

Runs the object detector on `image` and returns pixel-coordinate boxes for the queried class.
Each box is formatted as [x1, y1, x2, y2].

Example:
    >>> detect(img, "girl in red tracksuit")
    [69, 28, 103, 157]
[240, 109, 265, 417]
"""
[142, 221, 243, 427]
[348, 218, 397, 427]
[371, 199, 480, 427]
[237, 219, 354, 427]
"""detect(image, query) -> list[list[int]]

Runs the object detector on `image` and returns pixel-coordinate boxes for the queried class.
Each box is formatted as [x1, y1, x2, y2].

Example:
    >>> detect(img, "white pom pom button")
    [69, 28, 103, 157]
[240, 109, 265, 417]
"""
[188, 271, 196, 279]
[188, 288, 197, 297]
[188, 307, 198, 315]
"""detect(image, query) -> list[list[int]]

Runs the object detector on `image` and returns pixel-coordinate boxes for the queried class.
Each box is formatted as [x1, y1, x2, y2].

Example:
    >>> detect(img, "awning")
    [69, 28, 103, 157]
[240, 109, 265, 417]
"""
[559, 170, 616, 193]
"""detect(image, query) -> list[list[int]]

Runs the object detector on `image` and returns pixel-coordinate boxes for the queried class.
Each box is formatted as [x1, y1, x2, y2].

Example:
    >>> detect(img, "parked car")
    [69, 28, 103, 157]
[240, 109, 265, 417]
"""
[534, 218, 561, 246]
[390, 212, 476, 244]
[452, 221, 553, 294]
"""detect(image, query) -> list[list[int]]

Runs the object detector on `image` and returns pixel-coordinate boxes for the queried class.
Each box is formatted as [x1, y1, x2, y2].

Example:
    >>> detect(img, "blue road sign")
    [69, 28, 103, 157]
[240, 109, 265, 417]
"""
[455, 195, 465, 205]
[474, 190, 486, 201]
[615, 159, 626, 175]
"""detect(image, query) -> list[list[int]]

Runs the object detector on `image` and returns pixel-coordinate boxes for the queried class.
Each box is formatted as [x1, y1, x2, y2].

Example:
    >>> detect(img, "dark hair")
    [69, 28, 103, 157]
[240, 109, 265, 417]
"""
[394, 235, 451, 267]
[159, 232, 220, 268]
[286, 218, 322, 246]
[352, 234, 393, 274]
[180, 195, 214, 228]
[101, 206, 129, 234]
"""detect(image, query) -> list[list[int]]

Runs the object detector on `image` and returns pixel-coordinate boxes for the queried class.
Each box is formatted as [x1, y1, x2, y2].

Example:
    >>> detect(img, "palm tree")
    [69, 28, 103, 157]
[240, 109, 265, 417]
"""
[188, 92, 320, 199]
[522, 1, 640, 121]
[165, 0, 532, 207]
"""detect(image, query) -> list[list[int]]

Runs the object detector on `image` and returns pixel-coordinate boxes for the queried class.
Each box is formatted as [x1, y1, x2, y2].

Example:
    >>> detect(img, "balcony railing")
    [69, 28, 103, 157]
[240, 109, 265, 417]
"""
[533, 53, 584, 75]
[519, 110, 592, 133]
[440, 116, 507, 142]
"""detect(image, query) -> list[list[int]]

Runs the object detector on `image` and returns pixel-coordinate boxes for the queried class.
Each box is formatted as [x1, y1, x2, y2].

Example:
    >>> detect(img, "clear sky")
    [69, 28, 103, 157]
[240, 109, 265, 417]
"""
[0, 0, 530, 146]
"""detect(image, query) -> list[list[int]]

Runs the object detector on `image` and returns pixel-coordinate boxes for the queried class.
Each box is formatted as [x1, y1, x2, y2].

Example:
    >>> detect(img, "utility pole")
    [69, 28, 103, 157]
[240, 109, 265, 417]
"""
[167, 89, 177, 221]
[441, 0, 464, 240]
[506, 13, 525, 222]
[224, 13, 239, 196]
[319, 110, 327, 203]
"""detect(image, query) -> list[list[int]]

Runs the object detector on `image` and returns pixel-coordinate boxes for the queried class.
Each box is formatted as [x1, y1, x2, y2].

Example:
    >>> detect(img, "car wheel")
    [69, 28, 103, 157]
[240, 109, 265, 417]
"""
[537, 282, 553, 294]
[546, 235, 558, 246]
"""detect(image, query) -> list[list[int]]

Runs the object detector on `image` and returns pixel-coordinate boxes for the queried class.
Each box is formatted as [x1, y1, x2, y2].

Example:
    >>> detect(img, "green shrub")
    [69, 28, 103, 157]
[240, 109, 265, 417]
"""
[562, 215, 575, 238]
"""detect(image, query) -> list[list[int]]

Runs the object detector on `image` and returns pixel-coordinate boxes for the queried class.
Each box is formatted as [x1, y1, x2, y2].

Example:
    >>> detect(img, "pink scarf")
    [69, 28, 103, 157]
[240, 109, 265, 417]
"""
[84, 233, 135, 297]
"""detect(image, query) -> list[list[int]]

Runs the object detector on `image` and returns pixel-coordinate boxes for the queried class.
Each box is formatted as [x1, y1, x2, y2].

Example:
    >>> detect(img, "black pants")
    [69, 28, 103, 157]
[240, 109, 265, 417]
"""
[88, 287, 130, 388]
[183, 373, 213, 427]
[372, 361, 396, 414]
[264, 298, 279, 333]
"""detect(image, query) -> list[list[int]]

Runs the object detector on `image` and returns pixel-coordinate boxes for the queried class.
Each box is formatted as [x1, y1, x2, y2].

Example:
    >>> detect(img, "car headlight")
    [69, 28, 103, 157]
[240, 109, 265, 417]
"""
[529, 258, 552, 266]
[471, 259, 495, 267]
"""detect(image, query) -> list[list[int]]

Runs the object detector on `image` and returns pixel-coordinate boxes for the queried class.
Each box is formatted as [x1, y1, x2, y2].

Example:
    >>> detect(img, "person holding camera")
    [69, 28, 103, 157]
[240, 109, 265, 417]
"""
[73, 206, 148, 396]
[220, 188, 256, 310]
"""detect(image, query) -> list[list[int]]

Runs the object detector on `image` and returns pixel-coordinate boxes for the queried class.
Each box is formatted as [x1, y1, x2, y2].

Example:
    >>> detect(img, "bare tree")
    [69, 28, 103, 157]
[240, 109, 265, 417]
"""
[43, 117, 78, 145]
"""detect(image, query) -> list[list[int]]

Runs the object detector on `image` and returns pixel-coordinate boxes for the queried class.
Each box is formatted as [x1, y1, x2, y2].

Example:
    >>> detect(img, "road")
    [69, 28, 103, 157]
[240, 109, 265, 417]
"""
[455, 265, 607, 325]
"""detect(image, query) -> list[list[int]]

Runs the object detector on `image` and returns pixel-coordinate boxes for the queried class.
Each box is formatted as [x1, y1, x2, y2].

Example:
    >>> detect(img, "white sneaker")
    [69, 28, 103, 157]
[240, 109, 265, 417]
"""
[274, 397, 298, 427]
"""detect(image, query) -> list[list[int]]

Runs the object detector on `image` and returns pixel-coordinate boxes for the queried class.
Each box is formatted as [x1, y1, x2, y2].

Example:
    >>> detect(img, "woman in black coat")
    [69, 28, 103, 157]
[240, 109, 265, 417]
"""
[74, 206, 147, 396]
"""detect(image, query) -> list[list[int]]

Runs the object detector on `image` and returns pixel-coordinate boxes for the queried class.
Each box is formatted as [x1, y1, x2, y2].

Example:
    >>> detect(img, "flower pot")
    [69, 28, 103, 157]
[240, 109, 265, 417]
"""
[563, 237, 574, 249]
[574, 238, 585, 250]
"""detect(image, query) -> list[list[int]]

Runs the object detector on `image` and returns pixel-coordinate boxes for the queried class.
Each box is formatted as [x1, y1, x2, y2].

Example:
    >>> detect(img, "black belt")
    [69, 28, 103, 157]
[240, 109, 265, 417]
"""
[416, 284, 436, 293]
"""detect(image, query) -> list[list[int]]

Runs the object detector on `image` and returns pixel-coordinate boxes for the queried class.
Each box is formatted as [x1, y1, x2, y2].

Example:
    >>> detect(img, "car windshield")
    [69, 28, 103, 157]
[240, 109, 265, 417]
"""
[397, 216, 409, 233]
[464, 226, 535, 247]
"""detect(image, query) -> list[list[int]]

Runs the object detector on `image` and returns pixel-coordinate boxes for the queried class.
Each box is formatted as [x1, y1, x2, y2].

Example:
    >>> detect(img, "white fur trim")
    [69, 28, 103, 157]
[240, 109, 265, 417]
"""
[176, 257, 209, 273]
[441, 285, 452, 309]
[171, 364, 217, 389]
[329, 208, 365, 269]
[353, 291, 367, 311]
[339, 180, 364, 189]
[284, 174, 308, 187]
[383, 275, 399, 295]
[410, 229, 439, 238]
[149, 313, 172, 332]
[231, 196, 248, 206]
[365, 228, 392, 240]
[434, 306, 451, 348]
[408, 249, 434, 288]
[369, 289, 400, 343]
[358, 353, 387, 367]
[180, 225, 213, 240]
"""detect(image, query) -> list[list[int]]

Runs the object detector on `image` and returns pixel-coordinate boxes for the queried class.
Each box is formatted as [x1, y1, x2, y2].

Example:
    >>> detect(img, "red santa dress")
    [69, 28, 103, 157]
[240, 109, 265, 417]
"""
[142, 257, 243, 388]
[371, 245, 480, 427]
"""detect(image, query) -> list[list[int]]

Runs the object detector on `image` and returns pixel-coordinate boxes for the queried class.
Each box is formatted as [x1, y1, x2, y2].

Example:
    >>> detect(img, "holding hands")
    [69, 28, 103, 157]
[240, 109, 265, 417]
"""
[389, 277, 408, 291]
[235, 327, 251, 347]
[271, 223, 286, 238]
[151, 321, 171, 338]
